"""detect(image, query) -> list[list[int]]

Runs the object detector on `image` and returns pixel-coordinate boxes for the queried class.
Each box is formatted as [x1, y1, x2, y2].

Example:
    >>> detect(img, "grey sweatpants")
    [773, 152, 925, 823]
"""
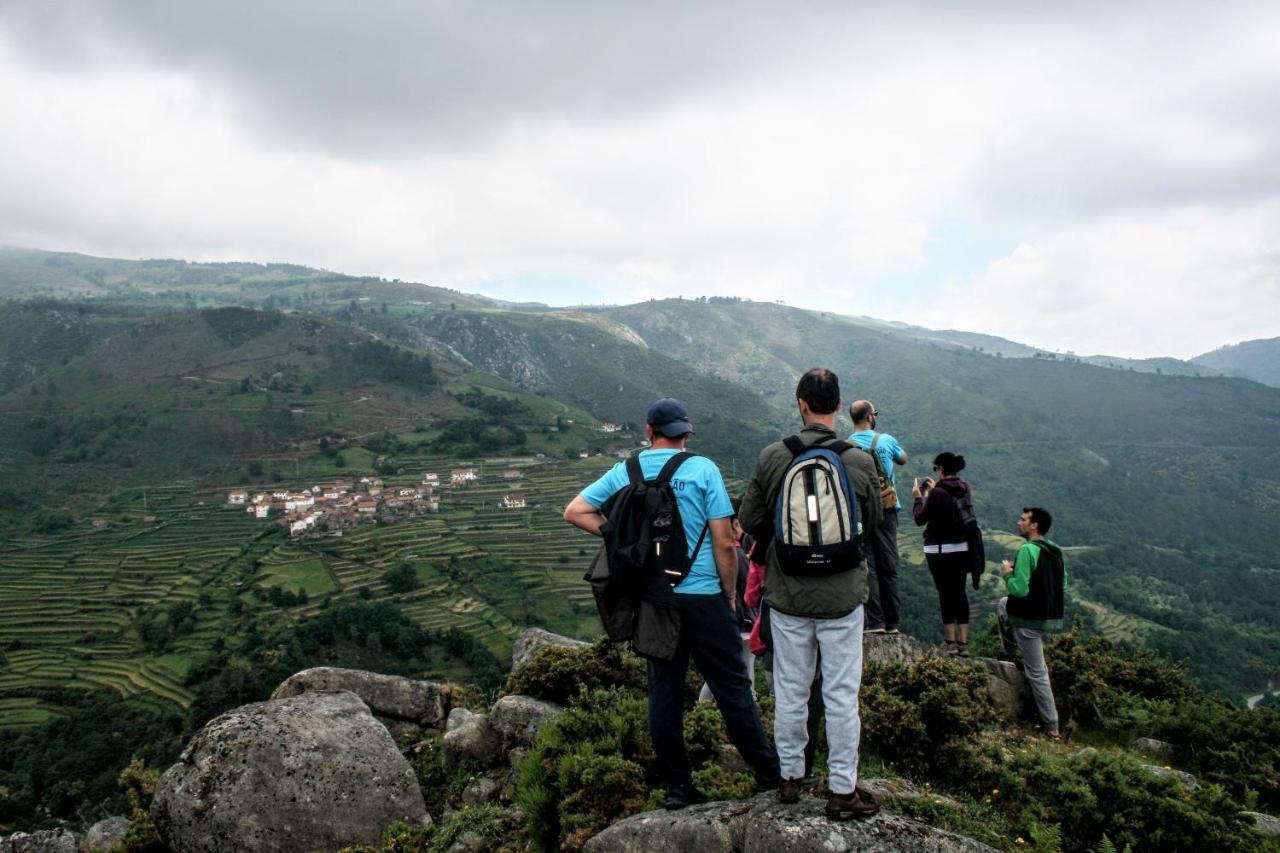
[997, 596, 1059, 732]
[771, 605, 864, 794]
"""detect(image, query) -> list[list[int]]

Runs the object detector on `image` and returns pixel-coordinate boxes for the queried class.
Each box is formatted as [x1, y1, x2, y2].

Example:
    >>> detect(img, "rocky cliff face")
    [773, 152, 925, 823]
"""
[417, 313, 557, 393]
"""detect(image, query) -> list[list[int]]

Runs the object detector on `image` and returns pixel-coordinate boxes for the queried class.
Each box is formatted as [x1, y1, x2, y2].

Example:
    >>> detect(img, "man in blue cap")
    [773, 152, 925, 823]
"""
[564, 398, 780, 808]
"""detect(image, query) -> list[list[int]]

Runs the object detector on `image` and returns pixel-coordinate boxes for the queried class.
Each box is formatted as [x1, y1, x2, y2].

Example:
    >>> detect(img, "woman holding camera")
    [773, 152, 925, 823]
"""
[912, 452, 977, 657]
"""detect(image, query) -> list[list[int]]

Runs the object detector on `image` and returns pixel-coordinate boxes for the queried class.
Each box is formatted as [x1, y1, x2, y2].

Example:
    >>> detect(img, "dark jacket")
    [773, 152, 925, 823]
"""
[739, 424, 882, 619]
[1006, 539, 1067, 630]
[912, 477, 971, 545]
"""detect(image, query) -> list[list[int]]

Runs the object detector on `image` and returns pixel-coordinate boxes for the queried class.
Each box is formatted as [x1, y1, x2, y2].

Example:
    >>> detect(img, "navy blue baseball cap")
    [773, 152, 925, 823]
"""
[647, 397, 694, 438]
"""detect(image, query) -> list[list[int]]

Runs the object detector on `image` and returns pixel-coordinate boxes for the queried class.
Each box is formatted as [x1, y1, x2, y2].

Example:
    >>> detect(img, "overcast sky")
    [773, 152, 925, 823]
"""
[1, 2, 1278, 358]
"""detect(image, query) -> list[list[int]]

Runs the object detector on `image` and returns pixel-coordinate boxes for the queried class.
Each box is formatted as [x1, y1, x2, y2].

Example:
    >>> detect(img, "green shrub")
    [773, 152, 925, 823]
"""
[1046, 625, 1197, 727]
[860, 656, 996, 785]
[516, 688, 656, 852]
[1047, 626, 1280, 809]
[506, 641, 646, 705]
[340, 806, 516, 853]
[976, 745, 1264, 853]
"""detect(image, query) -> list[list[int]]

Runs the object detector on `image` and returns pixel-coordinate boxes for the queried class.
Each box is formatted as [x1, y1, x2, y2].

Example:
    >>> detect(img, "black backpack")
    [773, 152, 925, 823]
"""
[599, 452, 709, 593]
[938, 479, 987, 588]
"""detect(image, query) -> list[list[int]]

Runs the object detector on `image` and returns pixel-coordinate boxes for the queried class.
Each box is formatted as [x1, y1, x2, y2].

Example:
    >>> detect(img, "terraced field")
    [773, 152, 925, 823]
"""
[0, 453, 624, 720]
[0, 482, 262, 727]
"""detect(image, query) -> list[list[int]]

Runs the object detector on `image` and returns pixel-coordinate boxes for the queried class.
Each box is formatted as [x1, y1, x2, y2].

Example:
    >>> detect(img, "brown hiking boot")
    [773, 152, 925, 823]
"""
[778, 778, 802, 804]
[826, 785, 882, 820]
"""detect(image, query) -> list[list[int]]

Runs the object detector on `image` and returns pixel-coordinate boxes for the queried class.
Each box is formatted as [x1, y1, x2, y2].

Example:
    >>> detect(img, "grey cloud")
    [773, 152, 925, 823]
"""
[0, 1, 837, 156]
[968, 122, 1280, 223]
[3, 2, 1243, 158]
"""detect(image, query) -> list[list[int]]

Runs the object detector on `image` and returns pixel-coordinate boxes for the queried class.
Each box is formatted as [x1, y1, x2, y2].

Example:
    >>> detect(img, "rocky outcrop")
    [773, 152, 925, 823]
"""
[443, 708, 501, 772]
[510, 627, 589, 675]
[1131, 737, 1176, 762]
[270, 667, 448, 739]
[489, 694, 564, 750]
[1, 829, 77, 853]
[862, 636, 1032, 724]
[864, 633, 928, 666]
[152, 691, 428, 853]
[582, 793, 997, 853]
[82, 816, 131, 852]
[860, 777, 962, 811]
[1141, 764, 1199, 791]
[973, 657, 1030, 722]
[1243, 811, 1280, 839]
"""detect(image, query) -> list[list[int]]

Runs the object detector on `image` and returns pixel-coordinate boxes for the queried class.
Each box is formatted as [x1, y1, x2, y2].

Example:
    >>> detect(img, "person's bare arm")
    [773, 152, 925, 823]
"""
[709, 517, 737, 609]
[895, 450, 909, 465]
[563, 495, 605, 536]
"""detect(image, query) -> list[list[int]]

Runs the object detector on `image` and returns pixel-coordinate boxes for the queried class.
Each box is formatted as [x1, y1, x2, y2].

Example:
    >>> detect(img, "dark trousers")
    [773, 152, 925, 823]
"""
[864, 510, 901, 630]
[925, 550, 970, 626]
[648, 593, 781, 792]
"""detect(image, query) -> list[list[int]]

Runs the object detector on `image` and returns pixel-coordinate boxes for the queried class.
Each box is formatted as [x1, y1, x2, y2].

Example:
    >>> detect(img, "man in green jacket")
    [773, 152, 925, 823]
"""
[998, 506, 1067, 738]
[740, 368, 883, 819]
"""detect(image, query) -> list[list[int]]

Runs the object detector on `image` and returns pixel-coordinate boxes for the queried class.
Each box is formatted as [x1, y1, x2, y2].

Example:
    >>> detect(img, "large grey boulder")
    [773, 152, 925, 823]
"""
[510, 628, 588, 674]
[864, 633, 928, 667]
[2, 829, 77, 853]
[1141, 764, 1199, 791]
[972, 657, 1029, 722]
[271, 667, 447, 726]
[489, 694, 563, 749]
[83, 816, 131, 852]
[152, 691, 428, 853]
[442, 711, 501, 772]
[1131, 737, 1176, 763]
[583, 793, 998, 853]
[860, 777, 962, 811]
[1243, 811, 1280, 838]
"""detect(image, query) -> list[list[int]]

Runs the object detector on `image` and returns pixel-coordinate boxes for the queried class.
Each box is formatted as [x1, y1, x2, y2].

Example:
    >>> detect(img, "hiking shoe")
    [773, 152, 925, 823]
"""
[826, 786, 882, 820]
[664, 786, 708, 810]
[864, 626, 886, 635]
[940, 641, 958, 656]
[778, 778, 803, 804]
[1046, 729, 1063, 741]
[800, 773, 820, 789]
[955, 643, 971, 658]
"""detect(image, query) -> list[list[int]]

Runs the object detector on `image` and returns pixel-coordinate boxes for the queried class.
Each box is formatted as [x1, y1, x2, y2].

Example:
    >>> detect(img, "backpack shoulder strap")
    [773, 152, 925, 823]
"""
[625, 454, 644, 484]
[782, 435, 806, 457]
[820, 438, 854, 455]
[866, 434, 888, 477]
[654, 451, 694, 484]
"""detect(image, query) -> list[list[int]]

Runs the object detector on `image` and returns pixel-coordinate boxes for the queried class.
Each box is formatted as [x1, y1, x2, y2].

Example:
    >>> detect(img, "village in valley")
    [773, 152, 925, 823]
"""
[227, 466, 529, 538]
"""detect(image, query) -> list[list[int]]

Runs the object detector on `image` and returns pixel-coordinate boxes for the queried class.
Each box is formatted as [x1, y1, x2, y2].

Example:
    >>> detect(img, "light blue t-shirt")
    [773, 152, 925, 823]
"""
[849, 430, 906, 510]
[579, 449, 732, 595]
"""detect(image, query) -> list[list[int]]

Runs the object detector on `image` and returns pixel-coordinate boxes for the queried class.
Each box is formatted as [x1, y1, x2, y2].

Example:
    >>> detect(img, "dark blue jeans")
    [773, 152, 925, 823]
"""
[647, 593, 780, 792]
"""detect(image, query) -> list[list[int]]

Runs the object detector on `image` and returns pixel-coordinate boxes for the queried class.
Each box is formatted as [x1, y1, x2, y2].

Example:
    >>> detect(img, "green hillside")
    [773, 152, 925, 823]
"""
[839, 313, 1219, 377]
[590, 299, 1280, 695]
[0, 306, 620, 516]
[413, 307, 791, 468]
[0, 247, 494, 311]
[1194, 336, 1280, 388]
